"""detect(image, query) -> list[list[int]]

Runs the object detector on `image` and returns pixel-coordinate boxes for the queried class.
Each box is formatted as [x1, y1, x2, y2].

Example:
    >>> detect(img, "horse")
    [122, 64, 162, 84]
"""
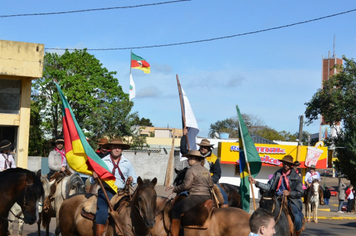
[149, 195, 251, 236]
[305, 179, 319, 223]
[174, 168, 241, 208]
[0, 168, 44, 236]
[259, 190, 293, 236]
[42, 172, 85, 236]
[59, 177, 157, 236]
[8, 170, 50, 236]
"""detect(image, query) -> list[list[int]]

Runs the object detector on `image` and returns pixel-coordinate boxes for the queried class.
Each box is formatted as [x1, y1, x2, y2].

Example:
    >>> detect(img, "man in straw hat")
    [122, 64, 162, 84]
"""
[96, 137, 110, 159]
[92, 138, 137, 236]
[47, 136, 67, 180]
[249, 155, 304, 236]
[171, 150, 214, 236]
[0, 139, 16, 171]
[181, 137, 228, 207]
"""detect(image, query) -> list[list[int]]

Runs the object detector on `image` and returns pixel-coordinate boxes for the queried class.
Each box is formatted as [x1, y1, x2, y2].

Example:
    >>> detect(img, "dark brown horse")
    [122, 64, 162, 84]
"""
[59, 177, 157, 236]
[150, 195, 250, 236]
[0, 168, 44, 235]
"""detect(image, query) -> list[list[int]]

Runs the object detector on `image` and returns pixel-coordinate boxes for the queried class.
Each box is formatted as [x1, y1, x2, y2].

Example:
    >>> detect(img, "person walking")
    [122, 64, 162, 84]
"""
[345, 185, 355, 214]
[337, 179, 346, 213]
[324, 187, 331, 205]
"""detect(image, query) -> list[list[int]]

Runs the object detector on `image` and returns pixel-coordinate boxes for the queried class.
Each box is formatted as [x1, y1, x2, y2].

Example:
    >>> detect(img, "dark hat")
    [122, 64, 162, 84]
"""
[97, 138, 108, 145]
[293, 161, 301, 166]
[197, 139, 214, 147]
[103, 138, 130, 150]
[310, 165, 316, 169]
[0, 140, 14, 151]
[182, 150, 203, 159]
[280, 155, 294, 165]
[55, 136, 64, 143]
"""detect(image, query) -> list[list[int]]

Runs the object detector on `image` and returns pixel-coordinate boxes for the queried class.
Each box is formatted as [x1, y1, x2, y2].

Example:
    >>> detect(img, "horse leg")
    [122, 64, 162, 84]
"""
[37, 212, 42, 236]
[314, 201, 319, 223]
[307, 203, 311, 222]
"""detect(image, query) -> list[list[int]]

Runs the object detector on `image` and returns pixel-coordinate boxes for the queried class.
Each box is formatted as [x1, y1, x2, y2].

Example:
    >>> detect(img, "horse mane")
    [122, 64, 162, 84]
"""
[312, 179, 319, 184]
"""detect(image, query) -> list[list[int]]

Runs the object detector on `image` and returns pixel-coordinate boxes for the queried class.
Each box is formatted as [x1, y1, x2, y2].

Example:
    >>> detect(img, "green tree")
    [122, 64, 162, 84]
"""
[32, 49, 135, 145]
[305, 56, 356, 185]
[132, 116, 153, 126]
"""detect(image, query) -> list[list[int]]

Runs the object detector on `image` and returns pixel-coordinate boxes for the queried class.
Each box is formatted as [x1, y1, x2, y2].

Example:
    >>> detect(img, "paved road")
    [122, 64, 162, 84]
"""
[303, 219, 356, 236]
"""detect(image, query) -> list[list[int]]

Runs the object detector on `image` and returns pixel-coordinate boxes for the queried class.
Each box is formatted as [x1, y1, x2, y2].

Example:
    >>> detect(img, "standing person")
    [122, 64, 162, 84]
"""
[324, 187, 331, 205]
[96, 138, 110, 158]
[249, 155, 304, 236]
[171, 150, 214, 236]
[338, 179, 347, 213]
[47, 136, 67, 180]
[0, 140, 16, 171]
[180, 132, 228, 207]
[345, 185, 355, 214]
[249, 208, 276, 236]
[92, 138, 137, 236]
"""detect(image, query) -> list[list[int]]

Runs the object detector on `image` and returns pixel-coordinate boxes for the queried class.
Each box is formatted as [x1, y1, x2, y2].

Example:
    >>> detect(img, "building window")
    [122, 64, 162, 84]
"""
[0, 79, 21, 114]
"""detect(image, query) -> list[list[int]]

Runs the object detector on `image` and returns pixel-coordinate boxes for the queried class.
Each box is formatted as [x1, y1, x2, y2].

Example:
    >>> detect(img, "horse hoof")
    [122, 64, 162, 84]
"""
[314, 220, 318, 223]
[307, 219, 311, 222]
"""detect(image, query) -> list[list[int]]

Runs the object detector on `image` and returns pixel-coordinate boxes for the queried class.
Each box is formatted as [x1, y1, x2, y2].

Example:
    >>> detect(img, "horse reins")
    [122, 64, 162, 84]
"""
[262, 194, 286, 224]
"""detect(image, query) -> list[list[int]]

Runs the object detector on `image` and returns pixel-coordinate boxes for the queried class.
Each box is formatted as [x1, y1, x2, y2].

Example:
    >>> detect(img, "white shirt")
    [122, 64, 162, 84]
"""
[0, 153, 16, 171]
[304, 171, 321, 184]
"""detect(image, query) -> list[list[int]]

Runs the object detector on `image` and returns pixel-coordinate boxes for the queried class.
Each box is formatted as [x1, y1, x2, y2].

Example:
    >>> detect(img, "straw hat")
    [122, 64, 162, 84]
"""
[280, 155, 294, 165]
[103, 138, 130, 150]
[0, 140, 14, 152]
[97, 138, 108, 145]
[182, 150, 203, 159]
[197, 139, 214, 147]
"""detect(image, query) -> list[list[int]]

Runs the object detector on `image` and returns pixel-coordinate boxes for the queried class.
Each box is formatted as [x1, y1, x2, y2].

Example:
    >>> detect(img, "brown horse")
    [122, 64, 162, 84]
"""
[0, 168, 44, 235]
[150, 195, 250, 236]
[59, 177, 157, 236]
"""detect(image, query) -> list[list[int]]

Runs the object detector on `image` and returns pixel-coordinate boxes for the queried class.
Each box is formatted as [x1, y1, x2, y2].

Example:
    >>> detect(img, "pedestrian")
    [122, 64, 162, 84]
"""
[345, 184, 355, 214]
[47, 136, 67, 180]
[249, 208, 276, 236]
[0, 140, 16, 171]
[338, 179, 346, 213]
[91, 138, 137, 236]
[324, 187, 331, 205]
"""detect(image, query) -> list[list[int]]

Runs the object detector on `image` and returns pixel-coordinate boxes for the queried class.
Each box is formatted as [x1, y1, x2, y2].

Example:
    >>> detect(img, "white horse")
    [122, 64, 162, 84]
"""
[305, 179, 320, 223]
[42, 172, 85, 236]
[8, 171, 50, 236]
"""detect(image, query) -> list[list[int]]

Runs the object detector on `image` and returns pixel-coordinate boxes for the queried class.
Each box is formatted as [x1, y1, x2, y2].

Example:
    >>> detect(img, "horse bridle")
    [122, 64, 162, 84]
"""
[261, 194, 286, 224]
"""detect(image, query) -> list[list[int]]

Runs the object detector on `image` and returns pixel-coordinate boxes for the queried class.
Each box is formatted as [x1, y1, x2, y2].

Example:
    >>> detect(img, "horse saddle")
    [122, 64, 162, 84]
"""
[181, 199, 214, 230]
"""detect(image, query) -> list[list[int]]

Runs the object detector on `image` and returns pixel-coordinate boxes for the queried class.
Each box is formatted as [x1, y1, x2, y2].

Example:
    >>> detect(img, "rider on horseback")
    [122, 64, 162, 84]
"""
[171, 150, 214, 236]
[249, 155, 304, 236]
[180, 132, 229, 207]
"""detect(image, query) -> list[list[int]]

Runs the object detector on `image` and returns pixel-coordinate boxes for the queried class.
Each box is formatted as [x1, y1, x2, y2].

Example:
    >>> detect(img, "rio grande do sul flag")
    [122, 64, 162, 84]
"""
[54, 82, 117, 193]
[131, 52, 150, 74]
[237, 105, 261, 212]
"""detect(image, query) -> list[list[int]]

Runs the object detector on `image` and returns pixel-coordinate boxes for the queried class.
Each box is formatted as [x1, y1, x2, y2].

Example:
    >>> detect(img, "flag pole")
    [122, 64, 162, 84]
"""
[238, 119, 257, 211]
[176, 74, 190, 150]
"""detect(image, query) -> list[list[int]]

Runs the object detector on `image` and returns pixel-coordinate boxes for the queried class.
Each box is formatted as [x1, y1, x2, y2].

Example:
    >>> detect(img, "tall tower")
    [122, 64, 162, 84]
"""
[319, 37, 343, 141]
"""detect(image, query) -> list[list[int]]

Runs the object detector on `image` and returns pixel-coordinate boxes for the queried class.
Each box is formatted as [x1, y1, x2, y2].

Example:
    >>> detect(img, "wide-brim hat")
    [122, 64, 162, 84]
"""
[55, 136, 64, 143]
[197, 139, 214, 147]
[103, 138, 130, 150]
[97, 138, 108, 145]
[293, 161, 301, 166]
[0, 140, 14, 151]
[280, 155, 294, 165]
[182, 150, 203, 159]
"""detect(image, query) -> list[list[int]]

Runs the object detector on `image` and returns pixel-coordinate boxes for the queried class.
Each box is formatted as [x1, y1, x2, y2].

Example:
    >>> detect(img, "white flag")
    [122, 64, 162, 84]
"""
[129, 73, 136, 100]
[180, 86, 199, 161]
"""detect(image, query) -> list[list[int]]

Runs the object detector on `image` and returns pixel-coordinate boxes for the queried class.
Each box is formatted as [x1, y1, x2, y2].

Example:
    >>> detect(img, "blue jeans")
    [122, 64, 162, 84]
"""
[217, 184, 228, 205]
[290, 202, 303, 231]
[95, 188, 114, 224]
[338, 200, 344, 211]
[324, 198, 329, 205]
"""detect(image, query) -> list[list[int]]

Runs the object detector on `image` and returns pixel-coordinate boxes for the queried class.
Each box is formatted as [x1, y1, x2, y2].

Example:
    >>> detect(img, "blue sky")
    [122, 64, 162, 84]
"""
[2, 0, 356, 137]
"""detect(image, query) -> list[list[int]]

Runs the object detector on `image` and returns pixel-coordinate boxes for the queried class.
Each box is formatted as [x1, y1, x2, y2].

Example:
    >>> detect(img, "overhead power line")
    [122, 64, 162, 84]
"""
[45, 8, 356, 51]
[0, 0, 190, 18]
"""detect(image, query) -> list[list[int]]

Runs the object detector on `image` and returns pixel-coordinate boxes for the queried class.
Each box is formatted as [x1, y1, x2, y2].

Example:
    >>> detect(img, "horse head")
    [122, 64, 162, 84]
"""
[259, 189, 278, 214]
[311, 179, 320, 197]
[174, 167, 188, 186]
[20, 169, 44, 224]
[36, 169, 50, 212]
[132, 177, 157, 228]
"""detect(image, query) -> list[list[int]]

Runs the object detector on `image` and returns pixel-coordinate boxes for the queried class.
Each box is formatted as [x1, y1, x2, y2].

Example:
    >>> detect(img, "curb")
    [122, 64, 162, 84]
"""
[316, 216, 356, 220]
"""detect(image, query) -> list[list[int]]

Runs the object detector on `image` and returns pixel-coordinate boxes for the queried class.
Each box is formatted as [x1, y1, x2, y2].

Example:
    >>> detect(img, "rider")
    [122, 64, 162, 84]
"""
[0, 139, 16, 171]
[47, 136, 67, 180]
[304, 165, 324, 204]
[180, 131, 228, 207]
[249, 155, 304, 236]
[92, 138, 137, 236]
[171, 150, 214, 236]
[96, 137, 110, 158]
[249, 208, 276, 236]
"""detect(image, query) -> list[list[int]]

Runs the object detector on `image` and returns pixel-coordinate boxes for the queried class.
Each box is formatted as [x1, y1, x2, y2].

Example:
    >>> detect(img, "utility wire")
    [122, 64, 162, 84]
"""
[0, 0, 190, 18]
[45, 8, 356, 51]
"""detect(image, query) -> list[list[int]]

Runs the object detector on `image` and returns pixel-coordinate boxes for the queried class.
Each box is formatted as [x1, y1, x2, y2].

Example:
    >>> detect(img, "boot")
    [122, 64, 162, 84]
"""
[95, 224, 105, 236]
[171, 219, 181, 236]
